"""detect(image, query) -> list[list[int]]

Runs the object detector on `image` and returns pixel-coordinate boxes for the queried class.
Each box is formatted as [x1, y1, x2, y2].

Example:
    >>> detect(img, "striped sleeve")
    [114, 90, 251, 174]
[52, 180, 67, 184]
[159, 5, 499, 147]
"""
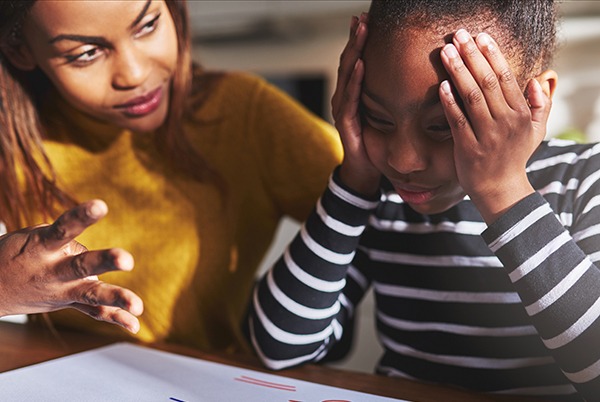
[482, 192, 600, 399]
[247, 167, 379, 370]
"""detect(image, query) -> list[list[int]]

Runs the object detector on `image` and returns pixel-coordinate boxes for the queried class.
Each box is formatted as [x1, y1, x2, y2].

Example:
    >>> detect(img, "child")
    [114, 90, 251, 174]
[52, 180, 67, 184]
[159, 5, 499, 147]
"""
[0, 0, 342, 353]
[247, 1, 600, 400]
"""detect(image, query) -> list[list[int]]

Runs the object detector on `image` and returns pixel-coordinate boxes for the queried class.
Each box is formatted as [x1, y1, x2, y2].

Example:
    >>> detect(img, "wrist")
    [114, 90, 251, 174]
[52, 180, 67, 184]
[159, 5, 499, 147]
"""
[469, 180, 535, 224]
[339, 161, 380, 197]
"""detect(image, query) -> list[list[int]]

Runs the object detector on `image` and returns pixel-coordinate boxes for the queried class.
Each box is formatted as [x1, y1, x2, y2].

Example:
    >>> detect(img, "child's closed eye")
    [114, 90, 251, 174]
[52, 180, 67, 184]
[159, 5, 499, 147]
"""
[360, 104, 394, 131]
[425, 122, 452, 142]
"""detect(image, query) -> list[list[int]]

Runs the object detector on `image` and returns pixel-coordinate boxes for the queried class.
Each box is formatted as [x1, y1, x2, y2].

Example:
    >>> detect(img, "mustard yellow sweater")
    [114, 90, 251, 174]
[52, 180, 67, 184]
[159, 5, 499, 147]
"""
[38, 71, 342, 353]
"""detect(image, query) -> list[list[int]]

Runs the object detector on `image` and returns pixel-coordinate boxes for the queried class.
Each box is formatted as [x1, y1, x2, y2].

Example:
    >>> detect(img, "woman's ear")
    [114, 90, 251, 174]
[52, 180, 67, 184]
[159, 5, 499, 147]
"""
[535, 69, 558, 100]
[1, 42, 36, 71]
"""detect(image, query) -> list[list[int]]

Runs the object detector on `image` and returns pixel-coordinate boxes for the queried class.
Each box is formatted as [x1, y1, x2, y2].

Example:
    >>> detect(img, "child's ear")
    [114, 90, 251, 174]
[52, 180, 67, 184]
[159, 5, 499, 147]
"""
[535, 69, 558, 100]
[1, 42, 36, 71]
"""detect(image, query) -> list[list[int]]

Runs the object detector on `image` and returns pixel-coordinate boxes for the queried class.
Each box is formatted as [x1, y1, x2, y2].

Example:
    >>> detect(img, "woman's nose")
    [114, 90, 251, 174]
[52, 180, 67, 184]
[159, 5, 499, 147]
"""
[111, 46, 150, 90]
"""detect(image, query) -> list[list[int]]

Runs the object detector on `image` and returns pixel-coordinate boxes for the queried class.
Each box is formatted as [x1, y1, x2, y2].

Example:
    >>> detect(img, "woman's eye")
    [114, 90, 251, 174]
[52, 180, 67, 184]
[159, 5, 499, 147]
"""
[65, 47, 103, 65]
[134, 13, 161, 38]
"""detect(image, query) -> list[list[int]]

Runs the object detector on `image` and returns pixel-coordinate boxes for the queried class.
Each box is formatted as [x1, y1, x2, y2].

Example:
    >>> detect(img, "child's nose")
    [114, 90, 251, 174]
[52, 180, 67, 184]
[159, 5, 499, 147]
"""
[387, 134, 427, 175]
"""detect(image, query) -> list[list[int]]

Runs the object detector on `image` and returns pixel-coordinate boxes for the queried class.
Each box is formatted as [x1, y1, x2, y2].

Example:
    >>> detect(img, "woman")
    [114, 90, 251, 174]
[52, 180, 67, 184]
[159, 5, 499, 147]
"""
[0, 0, 342, 353]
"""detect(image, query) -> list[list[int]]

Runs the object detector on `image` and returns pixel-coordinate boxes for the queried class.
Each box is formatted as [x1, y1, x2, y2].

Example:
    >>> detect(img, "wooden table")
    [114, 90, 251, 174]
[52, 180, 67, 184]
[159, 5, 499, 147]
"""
[0, 321, 540, 401]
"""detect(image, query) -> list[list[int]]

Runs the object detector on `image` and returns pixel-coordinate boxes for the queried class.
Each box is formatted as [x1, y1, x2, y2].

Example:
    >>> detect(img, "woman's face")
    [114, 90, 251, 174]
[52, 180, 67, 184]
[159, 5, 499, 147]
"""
[361, 27, 466, 215]
[19, 0, 178, 132]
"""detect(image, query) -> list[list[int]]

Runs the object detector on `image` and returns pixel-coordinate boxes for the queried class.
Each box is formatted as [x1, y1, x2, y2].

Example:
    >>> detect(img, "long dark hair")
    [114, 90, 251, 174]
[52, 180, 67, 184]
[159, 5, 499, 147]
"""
[0, 0, 223, 231]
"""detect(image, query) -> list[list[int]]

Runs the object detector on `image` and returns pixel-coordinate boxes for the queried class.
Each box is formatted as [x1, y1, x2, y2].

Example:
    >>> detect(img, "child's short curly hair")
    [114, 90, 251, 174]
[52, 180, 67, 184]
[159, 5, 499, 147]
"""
[368, 0, 558, 82]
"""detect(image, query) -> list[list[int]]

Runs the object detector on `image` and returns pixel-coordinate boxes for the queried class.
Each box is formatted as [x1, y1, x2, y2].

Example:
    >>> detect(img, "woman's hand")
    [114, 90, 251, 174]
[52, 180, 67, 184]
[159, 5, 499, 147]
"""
[439, 29, 552, 223]
[0, 200, 143, 333]
[331, 12, 380, 196]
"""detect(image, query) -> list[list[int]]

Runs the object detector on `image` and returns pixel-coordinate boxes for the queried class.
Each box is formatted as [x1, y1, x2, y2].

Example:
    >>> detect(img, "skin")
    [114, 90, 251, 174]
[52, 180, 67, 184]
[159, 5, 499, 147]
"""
[10, 0, 178, 133]
[333, 14, 556, 224]
[0, 1, 183, 331]
[0, 200, 143, 333]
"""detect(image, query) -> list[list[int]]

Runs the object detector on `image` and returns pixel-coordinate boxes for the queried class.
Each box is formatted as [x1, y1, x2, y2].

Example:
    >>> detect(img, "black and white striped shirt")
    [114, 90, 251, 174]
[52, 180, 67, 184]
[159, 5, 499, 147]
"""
[247, 139, 600, 401]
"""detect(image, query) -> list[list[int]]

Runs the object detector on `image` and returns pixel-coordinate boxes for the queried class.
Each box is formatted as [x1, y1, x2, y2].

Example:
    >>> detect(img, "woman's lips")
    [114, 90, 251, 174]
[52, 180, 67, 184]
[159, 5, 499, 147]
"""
[394, 185, 438, 204]
[115, 86, 163, 117]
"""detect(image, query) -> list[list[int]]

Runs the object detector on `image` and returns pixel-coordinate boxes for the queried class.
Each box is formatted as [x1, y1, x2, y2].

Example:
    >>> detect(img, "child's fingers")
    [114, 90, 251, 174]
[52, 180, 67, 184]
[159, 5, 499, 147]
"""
[474, 32, 527, 112]
[439, 79, 475, 148]
[332, 18, 367, 118]
[451, 29, 517, 119]
[348, 15, 359, 40]
[527, 78, 552, 131]
[336, 59, 365, 149]
[345, 59, 364, 120]
[440, 43, 492, 134]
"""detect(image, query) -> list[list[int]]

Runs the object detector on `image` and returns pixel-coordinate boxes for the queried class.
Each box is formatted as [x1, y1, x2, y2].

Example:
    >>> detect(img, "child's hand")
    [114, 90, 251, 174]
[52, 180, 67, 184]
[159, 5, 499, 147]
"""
[0, 200, 144, 333]
[439, 29, 551, 224]
[331, 13, 380, 196]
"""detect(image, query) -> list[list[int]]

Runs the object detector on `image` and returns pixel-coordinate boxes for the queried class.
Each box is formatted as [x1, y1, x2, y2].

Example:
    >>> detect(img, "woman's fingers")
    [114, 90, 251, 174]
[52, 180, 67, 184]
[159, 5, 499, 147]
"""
[69, 280, 142, 314]
[57, 248, 143, 333]
[38, 199, 108, 251]
[69, 280, 143, 329]
[0, 199, 144, 329]
[71, 303, 141, 334]
[58, 248, 134, 281]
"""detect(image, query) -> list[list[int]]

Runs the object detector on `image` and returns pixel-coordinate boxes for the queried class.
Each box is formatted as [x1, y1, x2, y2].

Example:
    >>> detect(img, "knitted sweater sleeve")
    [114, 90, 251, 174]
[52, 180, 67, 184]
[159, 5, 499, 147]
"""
[481, 191, 600, 399]
[246, 167, 379, 369]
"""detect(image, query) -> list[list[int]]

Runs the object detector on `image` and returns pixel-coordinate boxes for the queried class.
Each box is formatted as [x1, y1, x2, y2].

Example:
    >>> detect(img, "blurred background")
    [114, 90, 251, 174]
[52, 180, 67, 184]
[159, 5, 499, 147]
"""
[190, 1, 600, 141]
[188, 0, 600, 374]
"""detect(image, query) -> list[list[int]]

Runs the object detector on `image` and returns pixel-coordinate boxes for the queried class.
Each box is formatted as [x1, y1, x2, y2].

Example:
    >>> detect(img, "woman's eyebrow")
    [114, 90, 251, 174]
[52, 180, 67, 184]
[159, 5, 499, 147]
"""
[48, 0, 152, 45]
[49, 34, 107, 46]
[129, 0, 152, 29]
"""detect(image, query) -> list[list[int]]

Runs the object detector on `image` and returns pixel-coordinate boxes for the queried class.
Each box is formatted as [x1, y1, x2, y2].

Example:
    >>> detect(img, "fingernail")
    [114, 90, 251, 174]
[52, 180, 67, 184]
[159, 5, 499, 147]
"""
[440, 80, 452, 96]
[116, 250, 135, 271]
[129, 321, 140, 334]
[443, 44, 458, 59]
[87, 202, 106, 219]
[476, 32, 493, 49]
[455, 29, 470, 44]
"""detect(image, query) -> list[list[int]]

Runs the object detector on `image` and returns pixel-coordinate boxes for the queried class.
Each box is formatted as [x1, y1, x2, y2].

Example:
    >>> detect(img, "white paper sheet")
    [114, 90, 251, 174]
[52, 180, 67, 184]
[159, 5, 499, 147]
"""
[0, 343, 407, 401]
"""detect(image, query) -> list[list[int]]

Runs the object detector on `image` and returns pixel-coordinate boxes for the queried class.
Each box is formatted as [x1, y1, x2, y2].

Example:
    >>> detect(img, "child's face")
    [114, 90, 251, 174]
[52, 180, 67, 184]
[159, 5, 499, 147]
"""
[20, 0, 178, 132]
[361, 27, 468, 215]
